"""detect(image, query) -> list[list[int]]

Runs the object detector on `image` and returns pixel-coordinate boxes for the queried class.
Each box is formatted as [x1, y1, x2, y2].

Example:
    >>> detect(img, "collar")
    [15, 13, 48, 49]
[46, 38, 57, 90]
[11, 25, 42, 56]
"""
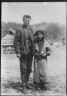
[22, 24, 30, 29]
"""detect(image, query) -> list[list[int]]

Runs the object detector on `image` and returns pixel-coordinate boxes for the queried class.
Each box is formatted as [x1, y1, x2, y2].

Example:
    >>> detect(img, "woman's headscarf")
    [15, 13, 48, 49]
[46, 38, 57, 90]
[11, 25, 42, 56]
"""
[34, 30, 45, 43]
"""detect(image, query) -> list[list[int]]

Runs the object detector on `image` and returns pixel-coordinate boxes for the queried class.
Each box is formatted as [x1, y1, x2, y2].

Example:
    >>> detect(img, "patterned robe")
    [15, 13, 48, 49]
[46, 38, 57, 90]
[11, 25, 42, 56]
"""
[34, 39, 51, 84]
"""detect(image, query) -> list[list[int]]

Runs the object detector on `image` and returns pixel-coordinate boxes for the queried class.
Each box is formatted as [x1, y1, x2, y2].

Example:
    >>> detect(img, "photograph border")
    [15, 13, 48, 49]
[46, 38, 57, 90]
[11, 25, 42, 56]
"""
[1, 1, 66, 96]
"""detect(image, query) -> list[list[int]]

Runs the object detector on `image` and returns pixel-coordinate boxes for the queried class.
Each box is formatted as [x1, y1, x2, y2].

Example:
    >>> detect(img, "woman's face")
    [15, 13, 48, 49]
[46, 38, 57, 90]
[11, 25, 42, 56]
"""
[37, 33, 43, 39]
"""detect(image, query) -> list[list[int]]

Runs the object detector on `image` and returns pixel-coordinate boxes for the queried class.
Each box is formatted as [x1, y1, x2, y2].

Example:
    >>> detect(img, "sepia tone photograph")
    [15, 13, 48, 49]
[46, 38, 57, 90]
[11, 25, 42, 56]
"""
[1, 2, 66, 95]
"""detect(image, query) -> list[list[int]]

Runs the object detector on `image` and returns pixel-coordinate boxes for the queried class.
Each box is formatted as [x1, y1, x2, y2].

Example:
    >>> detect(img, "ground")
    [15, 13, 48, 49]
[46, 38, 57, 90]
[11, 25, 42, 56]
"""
[1, 44, 66, 96]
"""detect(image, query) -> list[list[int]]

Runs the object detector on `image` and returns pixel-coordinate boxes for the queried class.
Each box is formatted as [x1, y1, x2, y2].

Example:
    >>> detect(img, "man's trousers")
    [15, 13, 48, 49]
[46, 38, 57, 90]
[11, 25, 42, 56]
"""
[19, 53, 33, 86]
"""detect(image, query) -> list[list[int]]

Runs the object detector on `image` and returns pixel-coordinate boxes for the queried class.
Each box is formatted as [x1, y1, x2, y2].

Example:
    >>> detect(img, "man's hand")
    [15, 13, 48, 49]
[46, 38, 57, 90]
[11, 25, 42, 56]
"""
[17, 54, 21, 58]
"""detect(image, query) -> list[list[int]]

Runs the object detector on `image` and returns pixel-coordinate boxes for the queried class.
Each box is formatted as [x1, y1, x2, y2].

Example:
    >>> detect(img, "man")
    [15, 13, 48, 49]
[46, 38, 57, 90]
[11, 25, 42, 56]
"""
[14, 15, 34, 94]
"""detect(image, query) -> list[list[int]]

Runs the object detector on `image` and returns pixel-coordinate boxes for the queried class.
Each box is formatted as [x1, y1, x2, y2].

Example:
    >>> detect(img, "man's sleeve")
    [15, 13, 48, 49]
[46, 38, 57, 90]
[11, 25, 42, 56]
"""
[29, 26, 34, 44]
[14, 29, 21, 54]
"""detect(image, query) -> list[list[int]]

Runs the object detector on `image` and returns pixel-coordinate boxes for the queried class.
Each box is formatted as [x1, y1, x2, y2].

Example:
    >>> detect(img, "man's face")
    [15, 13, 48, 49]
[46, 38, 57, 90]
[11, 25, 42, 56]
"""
[23, 17, 31, 26]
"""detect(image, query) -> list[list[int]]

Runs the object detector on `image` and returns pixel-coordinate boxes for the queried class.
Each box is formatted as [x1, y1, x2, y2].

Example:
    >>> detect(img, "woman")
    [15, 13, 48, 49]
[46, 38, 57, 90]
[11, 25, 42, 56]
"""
[33, 30, 52, 90]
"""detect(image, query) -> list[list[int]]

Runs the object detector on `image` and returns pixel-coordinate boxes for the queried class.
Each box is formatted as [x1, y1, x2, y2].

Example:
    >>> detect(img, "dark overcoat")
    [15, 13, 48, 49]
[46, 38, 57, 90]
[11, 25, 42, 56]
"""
[14, 25, 34, 56]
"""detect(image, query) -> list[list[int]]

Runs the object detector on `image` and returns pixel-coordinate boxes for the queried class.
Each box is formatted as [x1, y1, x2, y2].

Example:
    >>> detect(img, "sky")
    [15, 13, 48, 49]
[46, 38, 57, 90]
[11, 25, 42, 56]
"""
[1, 2, 66, 25]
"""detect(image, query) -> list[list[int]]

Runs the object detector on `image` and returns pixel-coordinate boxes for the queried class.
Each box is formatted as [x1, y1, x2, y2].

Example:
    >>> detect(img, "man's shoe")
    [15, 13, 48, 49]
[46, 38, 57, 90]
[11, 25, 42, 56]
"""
[26, 84, 34, 90]
[22, 84, 33, 94]
[22, 89, 28, 94]
[22, 89, 31, 94]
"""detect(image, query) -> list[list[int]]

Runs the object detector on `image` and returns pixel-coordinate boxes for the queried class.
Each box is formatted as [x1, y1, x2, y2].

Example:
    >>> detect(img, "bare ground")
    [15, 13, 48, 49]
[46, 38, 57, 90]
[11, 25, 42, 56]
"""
[1, 45, 66, 96]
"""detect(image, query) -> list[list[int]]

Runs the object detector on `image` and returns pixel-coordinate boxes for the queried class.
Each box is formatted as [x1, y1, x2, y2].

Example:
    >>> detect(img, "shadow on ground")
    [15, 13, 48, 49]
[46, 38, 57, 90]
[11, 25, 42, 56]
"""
[2, 81, 22, 92]
[1, 77, 66, 95]
[2, 81, 35, 92]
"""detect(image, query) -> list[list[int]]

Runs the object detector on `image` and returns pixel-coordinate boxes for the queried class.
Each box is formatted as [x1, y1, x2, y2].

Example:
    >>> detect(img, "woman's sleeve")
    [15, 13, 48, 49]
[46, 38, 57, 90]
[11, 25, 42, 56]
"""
[46, 41, 52, 56]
